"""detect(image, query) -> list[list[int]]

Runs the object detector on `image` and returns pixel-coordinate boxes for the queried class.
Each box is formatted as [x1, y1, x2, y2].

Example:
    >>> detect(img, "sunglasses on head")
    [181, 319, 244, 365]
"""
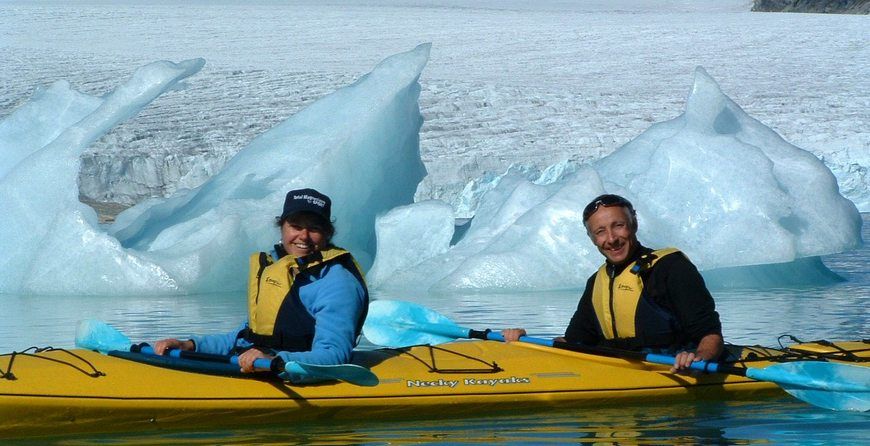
[582, 194, 635, 222]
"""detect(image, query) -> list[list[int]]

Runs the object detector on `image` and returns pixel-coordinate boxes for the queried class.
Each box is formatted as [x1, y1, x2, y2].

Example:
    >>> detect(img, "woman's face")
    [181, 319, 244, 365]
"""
[281, 220, 328, 257]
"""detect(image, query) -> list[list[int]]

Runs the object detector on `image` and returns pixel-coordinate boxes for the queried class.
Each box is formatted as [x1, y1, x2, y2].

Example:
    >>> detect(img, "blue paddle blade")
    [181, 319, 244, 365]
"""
[285, 361, 379, 387]
[75, 319, 133, 353]
[363, 300, 468, 347]
[749, 361, 870, 412]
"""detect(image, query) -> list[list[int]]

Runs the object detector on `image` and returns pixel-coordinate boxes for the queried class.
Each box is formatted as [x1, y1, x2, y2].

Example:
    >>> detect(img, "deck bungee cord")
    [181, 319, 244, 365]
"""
[777, 335, 869, 363]
[1, 347, 104, 381]
[382, 344, 503, 375]
[711, 339, 869, 368]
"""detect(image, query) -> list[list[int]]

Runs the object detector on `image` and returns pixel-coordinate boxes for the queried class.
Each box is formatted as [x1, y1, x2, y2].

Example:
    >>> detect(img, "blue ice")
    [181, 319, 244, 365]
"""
[0, 45, 861, 296]
[367, 68, 862, 292]
[0, 45, 428, 295]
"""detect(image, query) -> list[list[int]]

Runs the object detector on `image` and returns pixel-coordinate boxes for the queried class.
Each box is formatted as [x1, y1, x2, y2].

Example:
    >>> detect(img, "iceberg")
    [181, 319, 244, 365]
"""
[595, 68, 861, 269]
[0, 44, 429, 295]
[1, 48, 860, 296]
[366, 200, 456, 287]
[0, 59, 206, 295]
[370, 68, 862, 292]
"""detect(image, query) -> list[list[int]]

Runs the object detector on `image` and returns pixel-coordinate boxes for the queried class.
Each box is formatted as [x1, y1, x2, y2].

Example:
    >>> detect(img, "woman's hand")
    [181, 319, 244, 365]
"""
[152, 338, 194, 355]
[238, 348, 274, 373]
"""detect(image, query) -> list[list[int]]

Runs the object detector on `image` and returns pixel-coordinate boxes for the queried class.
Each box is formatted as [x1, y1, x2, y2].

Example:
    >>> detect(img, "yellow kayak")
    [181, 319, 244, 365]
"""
[0, 339, 867, 438]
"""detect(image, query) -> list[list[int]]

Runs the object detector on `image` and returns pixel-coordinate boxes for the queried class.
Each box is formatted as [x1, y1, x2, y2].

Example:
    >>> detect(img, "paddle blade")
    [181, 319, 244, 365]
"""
[75, 319, 133, 353]
[363, 300, 468, 347]
[285, 361, 379, 387]
[751, 362, 870, 412]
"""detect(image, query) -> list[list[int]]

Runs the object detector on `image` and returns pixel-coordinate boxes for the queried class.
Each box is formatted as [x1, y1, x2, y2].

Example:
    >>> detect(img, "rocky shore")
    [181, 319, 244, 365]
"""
[80, 198, 130, 224]
[753, 0, 870, 13]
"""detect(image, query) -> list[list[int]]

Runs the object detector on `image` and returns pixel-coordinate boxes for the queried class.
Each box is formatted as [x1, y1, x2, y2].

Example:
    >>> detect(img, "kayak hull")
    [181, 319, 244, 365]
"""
[1, 340, 866, 438]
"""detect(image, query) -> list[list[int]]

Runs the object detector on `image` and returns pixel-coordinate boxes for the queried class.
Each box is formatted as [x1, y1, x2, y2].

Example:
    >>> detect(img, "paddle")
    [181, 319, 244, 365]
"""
[362, 299, 869, 412]
[75, 319, 378, 387]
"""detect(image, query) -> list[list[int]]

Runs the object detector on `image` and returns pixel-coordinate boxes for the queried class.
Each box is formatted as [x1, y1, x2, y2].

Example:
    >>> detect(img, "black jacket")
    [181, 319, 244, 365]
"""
[564, 245, 722, 349]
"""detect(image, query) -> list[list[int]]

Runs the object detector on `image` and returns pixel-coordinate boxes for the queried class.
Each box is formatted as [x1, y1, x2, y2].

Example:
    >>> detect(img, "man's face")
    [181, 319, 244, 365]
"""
[281, 220, 328, 257]
[585, 205, 637, 265]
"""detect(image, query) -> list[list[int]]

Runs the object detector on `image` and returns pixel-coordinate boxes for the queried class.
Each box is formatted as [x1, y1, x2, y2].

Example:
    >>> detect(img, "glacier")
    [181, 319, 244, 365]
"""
[0, 45, 862, 296]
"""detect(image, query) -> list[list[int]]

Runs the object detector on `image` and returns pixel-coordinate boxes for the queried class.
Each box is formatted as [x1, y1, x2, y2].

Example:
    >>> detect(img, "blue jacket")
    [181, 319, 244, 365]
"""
[190, 261, 367, 382]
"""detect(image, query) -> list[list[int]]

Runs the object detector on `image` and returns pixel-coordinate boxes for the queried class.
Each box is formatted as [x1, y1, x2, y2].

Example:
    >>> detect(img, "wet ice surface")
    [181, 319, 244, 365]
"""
[1, 1, 867, 208]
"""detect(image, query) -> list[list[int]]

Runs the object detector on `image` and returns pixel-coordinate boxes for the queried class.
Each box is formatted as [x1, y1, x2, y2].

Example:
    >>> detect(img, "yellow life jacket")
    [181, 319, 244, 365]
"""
[591, 248, 680, 342]
[244, 247, 367, 351]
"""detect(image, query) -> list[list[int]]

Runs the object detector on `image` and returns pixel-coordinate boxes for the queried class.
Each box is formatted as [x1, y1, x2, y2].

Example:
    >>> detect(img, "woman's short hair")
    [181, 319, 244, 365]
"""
[276, 211, 336, 240]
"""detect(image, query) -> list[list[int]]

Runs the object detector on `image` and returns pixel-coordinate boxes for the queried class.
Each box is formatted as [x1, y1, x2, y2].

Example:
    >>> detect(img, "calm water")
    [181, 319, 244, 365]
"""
[2, 215, 868, 444]
[11, 399, 867, 445]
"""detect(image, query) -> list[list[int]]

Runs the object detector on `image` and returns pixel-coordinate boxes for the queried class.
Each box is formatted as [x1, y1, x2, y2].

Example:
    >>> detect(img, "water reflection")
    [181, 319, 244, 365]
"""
[32, 398, 870, 445]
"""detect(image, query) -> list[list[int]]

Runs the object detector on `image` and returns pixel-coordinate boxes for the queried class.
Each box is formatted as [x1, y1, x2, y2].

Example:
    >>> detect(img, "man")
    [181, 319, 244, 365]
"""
[153, 188, 369, 381]
[503, 194, 723, 373]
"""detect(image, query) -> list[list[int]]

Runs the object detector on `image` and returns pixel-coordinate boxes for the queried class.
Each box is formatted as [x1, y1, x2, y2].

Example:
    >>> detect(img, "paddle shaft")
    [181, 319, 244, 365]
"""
[476, 332, 866, 388]
[132, 344, 377, 386]
[132, 344, 284, 372]
[465, 329, 739, 375]
[75, 320, 378, 386]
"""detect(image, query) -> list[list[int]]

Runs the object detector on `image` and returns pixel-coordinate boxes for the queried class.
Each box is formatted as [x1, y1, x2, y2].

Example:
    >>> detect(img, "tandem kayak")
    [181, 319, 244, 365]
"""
[0, 339, 867, 438]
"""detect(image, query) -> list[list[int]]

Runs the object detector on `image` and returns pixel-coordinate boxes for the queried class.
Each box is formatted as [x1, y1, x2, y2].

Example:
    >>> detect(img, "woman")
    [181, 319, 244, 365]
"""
[153, 188, 368, 382]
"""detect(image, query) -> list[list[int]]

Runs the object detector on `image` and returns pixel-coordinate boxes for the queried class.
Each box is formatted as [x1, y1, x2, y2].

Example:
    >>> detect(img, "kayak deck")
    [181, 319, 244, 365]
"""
[0, 339, 867, 438]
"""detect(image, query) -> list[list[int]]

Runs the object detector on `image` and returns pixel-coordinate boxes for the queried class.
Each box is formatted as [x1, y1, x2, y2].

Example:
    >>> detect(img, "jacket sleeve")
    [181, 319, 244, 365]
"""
[274, 262, 366, 380]
[659, 253, 722, 343]
[189, 322, 248, 355]
[564, 275, 601, 345]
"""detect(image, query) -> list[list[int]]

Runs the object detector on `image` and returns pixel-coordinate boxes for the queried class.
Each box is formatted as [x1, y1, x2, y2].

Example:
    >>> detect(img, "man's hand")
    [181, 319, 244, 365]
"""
[671, 333, 724, 374]
[500, 328, 527, 342]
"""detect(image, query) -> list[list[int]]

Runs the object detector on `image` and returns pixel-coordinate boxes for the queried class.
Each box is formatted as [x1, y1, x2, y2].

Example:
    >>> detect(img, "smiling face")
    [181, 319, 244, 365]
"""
[280, 218, 329, 257]
[584, 205, 638, 266]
